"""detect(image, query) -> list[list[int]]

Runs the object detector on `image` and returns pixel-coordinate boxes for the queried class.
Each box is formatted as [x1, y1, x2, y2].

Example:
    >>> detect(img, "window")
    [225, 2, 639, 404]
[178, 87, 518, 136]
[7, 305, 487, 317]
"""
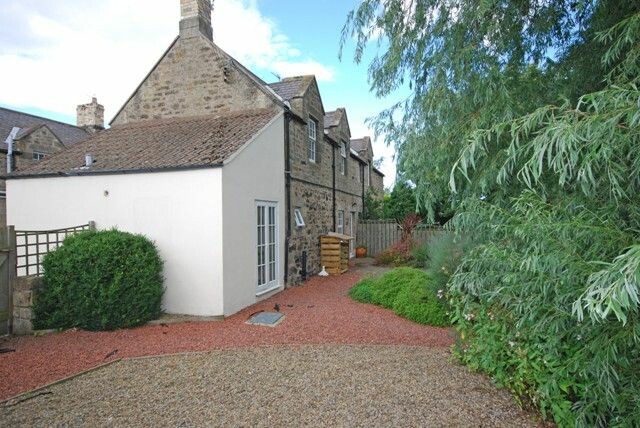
[365, 165, 370, 187]
[294, 208, 305, 227]
[32, 152, 46, 161]
[308, 118, 317, 162]
[0, 191, 5, 200]
[337, 210, 344, 234]
[340, 142, 347, 175]
[357, 164, 362, 182]
[257, 201, 278, 293]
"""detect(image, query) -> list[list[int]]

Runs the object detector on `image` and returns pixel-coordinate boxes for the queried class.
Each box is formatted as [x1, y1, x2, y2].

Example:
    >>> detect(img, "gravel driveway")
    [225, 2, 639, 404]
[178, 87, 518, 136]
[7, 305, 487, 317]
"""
[0, 269, 452, 401]
[1, 345, 540, 427]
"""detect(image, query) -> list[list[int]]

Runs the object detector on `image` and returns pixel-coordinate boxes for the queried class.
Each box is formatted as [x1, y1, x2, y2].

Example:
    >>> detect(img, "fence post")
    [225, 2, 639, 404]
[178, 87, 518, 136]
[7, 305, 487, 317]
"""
[7, 226, 16, 334]
[88, 221, 96, 231]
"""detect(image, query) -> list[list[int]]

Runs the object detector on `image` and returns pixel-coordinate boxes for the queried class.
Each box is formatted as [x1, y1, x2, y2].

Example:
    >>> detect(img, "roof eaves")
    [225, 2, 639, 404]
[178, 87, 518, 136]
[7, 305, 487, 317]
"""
[373, 167, 385, 177]
[14, 124, 45, 140]
[4, 163, 224, 180]
[323, 131, 339, 147]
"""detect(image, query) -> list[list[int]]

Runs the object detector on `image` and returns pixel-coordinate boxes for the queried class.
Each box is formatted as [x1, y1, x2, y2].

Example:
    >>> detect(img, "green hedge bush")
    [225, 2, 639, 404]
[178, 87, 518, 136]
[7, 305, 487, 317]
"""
[349, 267, 450, 326]
[34, 229, 164, 331]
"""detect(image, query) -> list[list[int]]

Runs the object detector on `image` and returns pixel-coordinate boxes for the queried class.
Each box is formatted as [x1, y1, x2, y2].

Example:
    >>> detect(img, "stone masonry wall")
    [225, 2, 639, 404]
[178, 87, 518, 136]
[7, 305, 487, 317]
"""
[12, 276, 44, 335]
[371, 170, 385, 196]
[288, 181, 334, 283]
[112, 35, 277, 125]
[287, 79, 333, 284]
[14, 126, 65, 171]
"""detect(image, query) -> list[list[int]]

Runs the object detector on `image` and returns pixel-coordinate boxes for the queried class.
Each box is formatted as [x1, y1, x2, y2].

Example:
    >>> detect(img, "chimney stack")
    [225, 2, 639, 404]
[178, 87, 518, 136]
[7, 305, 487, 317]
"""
[180, 0, 213, 41]
[77, 97, 104, 133]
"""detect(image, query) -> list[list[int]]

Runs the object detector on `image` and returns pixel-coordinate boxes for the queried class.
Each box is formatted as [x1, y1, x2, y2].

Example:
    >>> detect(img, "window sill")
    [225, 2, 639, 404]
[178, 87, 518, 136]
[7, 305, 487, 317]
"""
[256, 283, 282, 297]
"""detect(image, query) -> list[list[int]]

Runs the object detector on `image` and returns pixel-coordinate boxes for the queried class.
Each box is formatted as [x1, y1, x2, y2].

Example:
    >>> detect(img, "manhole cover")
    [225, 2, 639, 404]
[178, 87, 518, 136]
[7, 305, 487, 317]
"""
[246, 312, 285, 327]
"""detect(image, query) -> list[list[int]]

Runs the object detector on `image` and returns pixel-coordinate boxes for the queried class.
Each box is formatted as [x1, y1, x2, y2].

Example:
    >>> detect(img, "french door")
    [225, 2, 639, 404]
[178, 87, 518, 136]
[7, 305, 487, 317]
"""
[257, 201, 278, 294]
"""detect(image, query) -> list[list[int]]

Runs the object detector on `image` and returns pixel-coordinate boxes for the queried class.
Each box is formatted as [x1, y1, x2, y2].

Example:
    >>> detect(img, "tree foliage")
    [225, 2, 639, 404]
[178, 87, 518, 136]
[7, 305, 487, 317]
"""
[344, 0, 640, 425]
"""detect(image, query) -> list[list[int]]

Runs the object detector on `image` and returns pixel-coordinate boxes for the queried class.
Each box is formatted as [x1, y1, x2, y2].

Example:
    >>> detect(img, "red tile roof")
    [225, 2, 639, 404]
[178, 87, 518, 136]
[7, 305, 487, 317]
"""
[7, 108, 279, 178]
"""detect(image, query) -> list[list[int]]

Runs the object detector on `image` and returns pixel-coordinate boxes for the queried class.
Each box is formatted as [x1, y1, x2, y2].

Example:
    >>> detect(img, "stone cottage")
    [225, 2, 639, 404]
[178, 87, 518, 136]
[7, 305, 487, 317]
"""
[0, 99, 103, 226]
[6, 0, 384, 317]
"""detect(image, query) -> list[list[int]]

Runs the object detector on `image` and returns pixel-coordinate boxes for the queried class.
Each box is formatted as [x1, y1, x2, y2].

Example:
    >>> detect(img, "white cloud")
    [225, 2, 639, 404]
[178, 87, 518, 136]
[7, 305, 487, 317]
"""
[0, 0, 334, 122]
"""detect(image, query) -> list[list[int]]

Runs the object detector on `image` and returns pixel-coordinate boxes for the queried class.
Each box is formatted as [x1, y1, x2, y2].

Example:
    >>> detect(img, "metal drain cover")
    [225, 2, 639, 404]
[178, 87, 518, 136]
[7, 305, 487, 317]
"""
[246, 312, 285, 327]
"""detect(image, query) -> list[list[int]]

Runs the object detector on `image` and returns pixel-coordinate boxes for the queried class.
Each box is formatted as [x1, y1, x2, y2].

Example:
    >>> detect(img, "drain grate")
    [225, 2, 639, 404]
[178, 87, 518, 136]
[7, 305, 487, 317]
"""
[246, 312, 285, 327]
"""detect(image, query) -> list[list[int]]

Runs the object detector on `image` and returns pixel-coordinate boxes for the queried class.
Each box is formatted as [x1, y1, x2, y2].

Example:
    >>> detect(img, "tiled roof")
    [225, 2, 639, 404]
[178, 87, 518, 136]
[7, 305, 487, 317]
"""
[267, 76, 314, 101]
[350, 137, 371, 153]
[324, 111, 340, 128]
[0, 106, 89, 146]
[8, 109, 279, 178]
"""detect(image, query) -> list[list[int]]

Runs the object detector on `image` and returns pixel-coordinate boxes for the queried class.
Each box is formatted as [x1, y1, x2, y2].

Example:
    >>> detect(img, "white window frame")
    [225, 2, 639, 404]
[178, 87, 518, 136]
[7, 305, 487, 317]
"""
[308, 118, 317, 163]
[340, 142, 347, 175]
[365, 165, 370, 187]
[294, 208, 305, 227]
[256, 201, 279, 295]
[0, 191, 5, 200]
[337, 210, 344, 234]
[32, 152, 46, 161]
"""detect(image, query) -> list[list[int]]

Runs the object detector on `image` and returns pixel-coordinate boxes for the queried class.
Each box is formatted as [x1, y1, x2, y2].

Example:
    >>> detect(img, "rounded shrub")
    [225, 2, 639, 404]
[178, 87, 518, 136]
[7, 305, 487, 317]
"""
[349, 267, 451, 326]
[392, 273, 449, 326]
[34, 229, 164, 331]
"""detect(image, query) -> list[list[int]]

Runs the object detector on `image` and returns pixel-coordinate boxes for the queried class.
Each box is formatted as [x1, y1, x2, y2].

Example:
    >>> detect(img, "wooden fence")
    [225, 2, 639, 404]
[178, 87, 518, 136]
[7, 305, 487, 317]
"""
[15, 222, 95, 277]
[356, 220, 446, 256]
[0, 227, 16, 335]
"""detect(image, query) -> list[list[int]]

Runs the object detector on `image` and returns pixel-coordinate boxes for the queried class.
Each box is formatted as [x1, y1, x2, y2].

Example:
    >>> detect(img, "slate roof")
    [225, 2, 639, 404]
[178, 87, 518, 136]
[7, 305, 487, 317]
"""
[324, 111, 341, 128]
[0, 107, 89, 146]
[350, 137, 371, 153]
[267, 76, 314, 101]
[7, 109, 278, 178]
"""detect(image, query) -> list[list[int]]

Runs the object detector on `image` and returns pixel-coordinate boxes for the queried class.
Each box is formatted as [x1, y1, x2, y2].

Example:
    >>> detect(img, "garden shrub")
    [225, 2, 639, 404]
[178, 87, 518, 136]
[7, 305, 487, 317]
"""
[426, 232, 470, 292]
[410, 244, 430, 268]
[349, 267, 450, 326]
[34, 229, 164, 331]
[374, 239, 414, 266]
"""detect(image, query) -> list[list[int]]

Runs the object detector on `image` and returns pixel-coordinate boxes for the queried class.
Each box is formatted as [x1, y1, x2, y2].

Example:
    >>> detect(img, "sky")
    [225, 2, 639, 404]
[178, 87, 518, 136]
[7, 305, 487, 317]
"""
[0, 0, 405, 184]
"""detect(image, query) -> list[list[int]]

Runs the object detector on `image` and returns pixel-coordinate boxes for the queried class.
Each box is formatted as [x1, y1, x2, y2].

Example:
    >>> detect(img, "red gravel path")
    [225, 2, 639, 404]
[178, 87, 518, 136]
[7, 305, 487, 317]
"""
[0, 271, 453, 401]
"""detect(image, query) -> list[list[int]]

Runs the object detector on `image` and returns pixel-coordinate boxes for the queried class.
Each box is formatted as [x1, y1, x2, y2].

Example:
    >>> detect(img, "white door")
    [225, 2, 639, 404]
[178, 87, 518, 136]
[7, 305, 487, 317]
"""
[257, 202, 278, 294]
[349, 212, 356, 258]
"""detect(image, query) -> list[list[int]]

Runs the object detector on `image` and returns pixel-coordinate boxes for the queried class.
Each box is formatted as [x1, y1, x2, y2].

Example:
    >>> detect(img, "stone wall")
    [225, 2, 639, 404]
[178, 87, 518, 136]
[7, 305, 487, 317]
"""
[112, 35, 277, 125]
[371, 170, 385, 196]
[76, 97, 105, 130]
[12, 276, 44, 335]
[14, 125, 65, 171]
[288, 180, 334, 283]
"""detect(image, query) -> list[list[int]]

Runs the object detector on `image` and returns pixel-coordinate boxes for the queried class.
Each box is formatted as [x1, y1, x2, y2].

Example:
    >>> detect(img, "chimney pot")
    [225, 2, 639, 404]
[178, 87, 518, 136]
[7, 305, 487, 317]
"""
[179, 0, 213, 41]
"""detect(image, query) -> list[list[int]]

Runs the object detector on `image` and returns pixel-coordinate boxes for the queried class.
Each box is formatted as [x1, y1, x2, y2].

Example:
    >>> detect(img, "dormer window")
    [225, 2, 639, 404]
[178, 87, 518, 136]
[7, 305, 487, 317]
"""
[308, 117, 317, 163]
[340, 142, 347, 175]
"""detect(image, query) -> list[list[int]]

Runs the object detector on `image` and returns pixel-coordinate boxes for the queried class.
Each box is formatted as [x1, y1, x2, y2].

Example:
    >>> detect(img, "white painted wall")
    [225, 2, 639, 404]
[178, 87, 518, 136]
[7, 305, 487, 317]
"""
[222, 114, 285, 316]
[7, 168, 224, 316]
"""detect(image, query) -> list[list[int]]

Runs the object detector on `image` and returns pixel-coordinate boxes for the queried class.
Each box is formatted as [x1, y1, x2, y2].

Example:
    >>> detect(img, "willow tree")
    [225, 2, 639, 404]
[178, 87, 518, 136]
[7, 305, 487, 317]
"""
[343, 1, 640, 425]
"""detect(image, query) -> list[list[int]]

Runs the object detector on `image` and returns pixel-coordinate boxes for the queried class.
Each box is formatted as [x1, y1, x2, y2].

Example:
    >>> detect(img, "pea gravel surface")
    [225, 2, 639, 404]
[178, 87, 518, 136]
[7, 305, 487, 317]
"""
[1, 269, 454, 401]
[1, 345, 541, 427]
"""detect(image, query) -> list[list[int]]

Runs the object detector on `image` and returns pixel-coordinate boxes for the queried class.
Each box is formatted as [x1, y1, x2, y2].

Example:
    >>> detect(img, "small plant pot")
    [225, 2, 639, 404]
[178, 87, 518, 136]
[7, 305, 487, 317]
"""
[356, 247, 367, 258]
